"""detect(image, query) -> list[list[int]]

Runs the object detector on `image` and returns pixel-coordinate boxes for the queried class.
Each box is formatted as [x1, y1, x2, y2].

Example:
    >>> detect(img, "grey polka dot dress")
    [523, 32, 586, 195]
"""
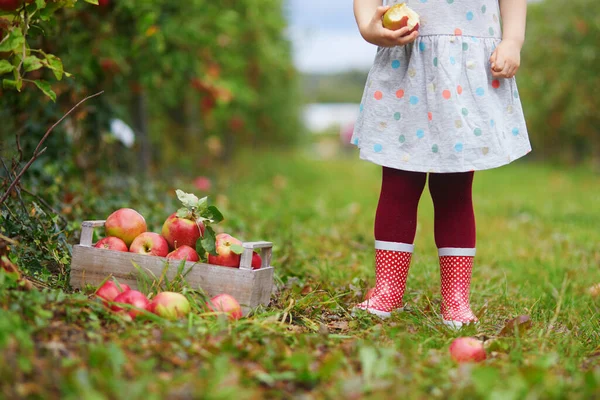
[351, 0, 532, 173]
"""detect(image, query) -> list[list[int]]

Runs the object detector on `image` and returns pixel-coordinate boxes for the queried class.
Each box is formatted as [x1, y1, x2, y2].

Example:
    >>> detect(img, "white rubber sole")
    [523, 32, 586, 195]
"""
[442, 319, 478, 329]
[352, 306, 404, 319]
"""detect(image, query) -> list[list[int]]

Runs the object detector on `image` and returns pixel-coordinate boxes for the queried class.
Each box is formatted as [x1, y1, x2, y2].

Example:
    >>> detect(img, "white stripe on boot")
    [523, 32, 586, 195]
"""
[353, 241, 413, 319]
[439, 248, 478, 329]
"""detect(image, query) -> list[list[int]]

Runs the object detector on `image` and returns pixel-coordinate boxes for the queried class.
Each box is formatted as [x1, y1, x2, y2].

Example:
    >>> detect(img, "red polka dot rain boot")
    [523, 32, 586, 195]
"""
[353, 241, 413, 319]
[439, 248, 478, 329]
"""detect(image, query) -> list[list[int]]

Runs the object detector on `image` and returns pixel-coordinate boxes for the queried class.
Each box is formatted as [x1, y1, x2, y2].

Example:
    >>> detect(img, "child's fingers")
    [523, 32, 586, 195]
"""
[489, 49, 497, 69]
[374, 6, 390, 20]
[395, 30, 419, 46]
[389, 26, 411, 39]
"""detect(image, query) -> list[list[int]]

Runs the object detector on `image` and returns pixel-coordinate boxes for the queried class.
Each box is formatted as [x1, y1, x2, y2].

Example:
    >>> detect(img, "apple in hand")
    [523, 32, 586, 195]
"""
[251, 252, 262, 270]
[147, 292, 191, 320]
[105, 208, 147, 247]
[449, 337, 487, 363]
[208, 233, 242, 267]
[207, 294, 242, 320]
[111, 290, 149, 319]
[129, 232, 169, 257]
[166, 245, 200, 262]
[95, 280, 131, 304]
[161, 212, 205, 250]
[94, 237, 128, 252]
[382, 3, 420, 34]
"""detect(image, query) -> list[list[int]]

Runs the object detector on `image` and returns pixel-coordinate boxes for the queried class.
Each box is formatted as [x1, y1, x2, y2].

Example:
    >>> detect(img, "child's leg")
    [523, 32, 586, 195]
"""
[355, 167, 426, 318]
[428, 171, 477, 327]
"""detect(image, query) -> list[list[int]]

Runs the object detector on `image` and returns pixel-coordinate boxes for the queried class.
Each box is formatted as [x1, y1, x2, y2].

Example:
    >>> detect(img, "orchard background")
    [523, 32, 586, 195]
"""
[1, 0, 599, 398]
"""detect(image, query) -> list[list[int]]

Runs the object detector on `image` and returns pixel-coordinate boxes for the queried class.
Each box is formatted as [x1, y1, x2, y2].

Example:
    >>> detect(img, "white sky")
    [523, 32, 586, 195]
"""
[285, 0, 543, 73]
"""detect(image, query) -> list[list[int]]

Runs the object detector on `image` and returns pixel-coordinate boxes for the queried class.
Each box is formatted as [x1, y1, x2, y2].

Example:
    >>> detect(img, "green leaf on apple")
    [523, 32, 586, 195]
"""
[230, 244, 244, 255]
[176, 189, 200, 209]
[200, 226, 218, 256]
[176, 207, 191, 219]
[204, 205, 224, 224]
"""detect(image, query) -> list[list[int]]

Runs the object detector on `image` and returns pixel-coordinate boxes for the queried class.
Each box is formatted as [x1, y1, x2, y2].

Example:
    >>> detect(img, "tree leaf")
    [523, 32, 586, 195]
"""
[32, 80, 56, 102]
[204, 205, 224, 224]
[200, 226, 217, 256]
[3, 78, 21, 91]
[230, 244, 244, 255]
[84, 0, 99, 4]
[0, 29, 24, 52]
[175, 189, 199, 209]
[0, 60, 14, 75]
[195, 239, 207, 263]
[23, 56, 43, 72]
[498, 315, 532, 336]
[176, 207, 191, 219]
[45, 54, 64, 80]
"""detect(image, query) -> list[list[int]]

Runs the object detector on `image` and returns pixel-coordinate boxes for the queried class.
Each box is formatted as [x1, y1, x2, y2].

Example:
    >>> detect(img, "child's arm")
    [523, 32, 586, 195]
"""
[354, 0, 419, 47]
[489, 0, 527, 78]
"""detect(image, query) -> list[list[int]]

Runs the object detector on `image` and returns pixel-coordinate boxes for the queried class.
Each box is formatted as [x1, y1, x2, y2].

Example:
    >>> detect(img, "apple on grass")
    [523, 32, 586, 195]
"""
[95, 280, 131, 304]
[166, 245, 200, 262]
[105, 208, 147, 247]
[94, 237, 128, 252]
[449, 337, 487, 363]
[207, 294, 242, 320]
[161, 212, 205, 250]
[147, 292, 191, 320]
[111, 290, 150, 319]
[208, 233, 243, 267]
[382, 3, 420, 34]
[129, 232, 169, 257]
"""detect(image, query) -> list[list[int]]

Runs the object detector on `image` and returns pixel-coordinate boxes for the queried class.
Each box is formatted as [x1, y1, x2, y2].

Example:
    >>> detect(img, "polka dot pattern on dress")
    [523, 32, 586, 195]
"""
[355, 249, 412, 313]
[440, 255, 478, 324]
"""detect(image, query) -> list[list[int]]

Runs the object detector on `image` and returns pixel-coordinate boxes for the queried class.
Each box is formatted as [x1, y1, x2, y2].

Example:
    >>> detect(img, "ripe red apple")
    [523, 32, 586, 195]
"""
[95, 280, 131, 304]
[94, 237, 128, 252]
[207, 294, 242, 320]
[449, 337, 487, 363]
[129, 232, 169, 257]
[147, 292, 191, 320]
[111, 290, 150, 319]
[98, 0, 109, 7]
[208, 233, 242, 267]
[166, 245, 200, 262]
[193, 176, 212, 192]
[0, 0, 30, 11]
[105, 208, 147, 247]
[161, 212, 205, 250]
[251, 252, 262, 270]
[382, 3, 420, 34]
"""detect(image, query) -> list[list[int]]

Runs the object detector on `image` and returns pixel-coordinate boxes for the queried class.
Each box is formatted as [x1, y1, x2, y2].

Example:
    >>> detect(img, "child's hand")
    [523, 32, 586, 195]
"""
[489, 39, 522, 79]
[359, 6, 419, 47]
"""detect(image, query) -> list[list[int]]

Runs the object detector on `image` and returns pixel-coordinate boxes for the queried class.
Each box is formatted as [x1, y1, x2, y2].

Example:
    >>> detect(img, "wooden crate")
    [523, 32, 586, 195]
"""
[70, 220, 274, 315]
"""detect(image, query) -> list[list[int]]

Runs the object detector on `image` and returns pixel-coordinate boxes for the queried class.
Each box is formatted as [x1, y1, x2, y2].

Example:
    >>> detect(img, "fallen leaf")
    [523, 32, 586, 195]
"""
[498, 315, 532, 336]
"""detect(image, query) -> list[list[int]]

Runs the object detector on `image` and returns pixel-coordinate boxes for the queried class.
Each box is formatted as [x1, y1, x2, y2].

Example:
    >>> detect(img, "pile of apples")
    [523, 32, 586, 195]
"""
[94, 190, 262, 269]
[95, 278, 243, 321]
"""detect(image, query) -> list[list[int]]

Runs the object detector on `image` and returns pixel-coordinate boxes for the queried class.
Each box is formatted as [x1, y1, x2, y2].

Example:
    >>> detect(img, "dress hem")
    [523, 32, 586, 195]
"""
[355, 145, 532, 173]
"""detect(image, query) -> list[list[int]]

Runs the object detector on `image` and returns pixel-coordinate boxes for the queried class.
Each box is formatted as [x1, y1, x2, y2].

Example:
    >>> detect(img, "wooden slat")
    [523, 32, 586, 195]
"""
[71, 245, 274, 315]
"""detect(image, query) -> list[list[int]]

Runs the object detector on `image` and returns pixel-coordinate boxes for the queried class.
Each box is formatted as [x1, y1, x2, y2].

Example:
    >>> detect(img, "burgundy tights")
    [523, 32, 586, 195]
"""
[374, 167, 476, 248]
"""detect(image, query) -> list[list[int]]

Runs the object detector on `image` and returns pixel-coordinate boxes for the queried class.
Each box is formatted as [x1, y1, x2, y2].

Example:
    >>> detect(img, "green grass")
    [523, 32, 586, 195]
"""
[1, 149, 600, 399]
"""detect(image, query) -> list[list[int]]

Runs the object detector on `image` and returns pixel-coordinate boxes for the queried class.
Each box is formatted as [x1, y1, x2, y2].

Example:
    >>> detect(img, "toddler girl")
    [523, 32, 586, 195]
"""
[351, 0, 530, 328]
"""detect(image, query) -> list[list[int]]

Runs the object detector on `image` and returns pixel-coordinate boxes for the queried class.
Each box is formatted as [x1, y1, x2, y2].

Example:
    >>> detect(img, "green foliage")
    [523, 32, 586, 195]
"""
[1, 151, 600, 398]
[518, 0, 600, 164]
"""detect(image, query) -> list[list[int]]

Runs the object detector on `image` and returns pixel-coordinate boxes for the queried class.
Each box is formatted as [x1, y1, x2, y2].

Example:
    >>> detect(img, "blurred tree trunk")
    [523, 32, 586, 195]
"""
[131, 90, 151, 174]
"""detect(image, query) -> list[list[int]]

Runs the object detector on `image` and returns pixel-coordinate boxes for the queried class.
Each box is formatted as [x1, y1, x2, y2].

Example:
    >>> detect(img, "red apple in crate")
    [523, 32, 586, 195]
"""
[105, 208, 147, 247]
[166, 245, 200, 262]
[129, 232, 169, 257]
[94, 237, 128, 252]
[161, 212, 205, 250]
[95, 280, 131, 304]
[208, 294, 242, 320]
[251, 252, 262, 270]
[449, 337, 487, 363]
[147, 292, 191, 320]
[111, 290, 149, 319]
[382, 3, 420, 34]
[208, 233, 243, 267]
